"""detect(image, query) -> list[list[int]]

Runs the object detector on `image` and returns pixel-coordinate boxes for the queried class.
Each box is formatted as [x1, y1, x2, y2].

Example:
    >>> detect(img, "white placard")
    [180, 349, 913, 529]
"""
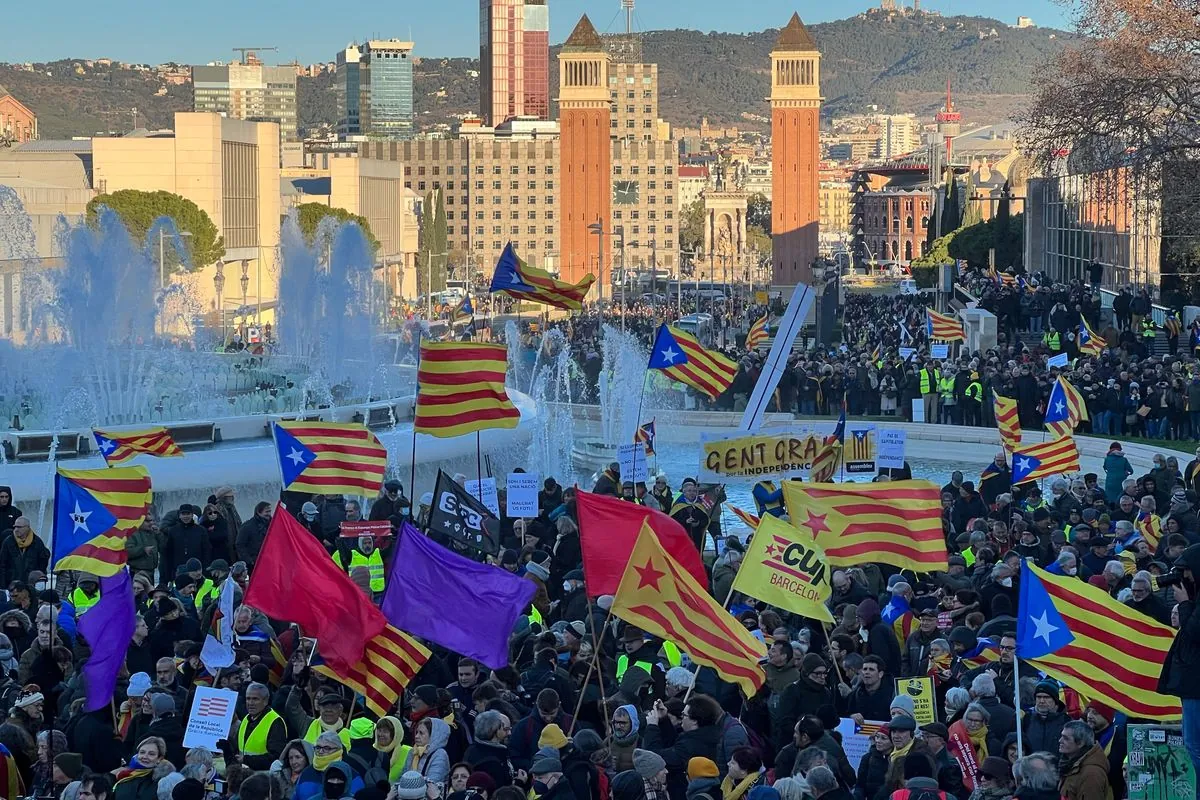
[911, 398, 925, 423]
[836, 718, 885, 772]
[617, 443, 649, 483]
[930, 344, 950, 359]
[898, 347, 916, 361]
[464, 477, 500, 517]
[1047, 352, 1069, 369]
[877, 429, 907, 469]
[183, 687, 238, 750]
[506, 472, 539, 518]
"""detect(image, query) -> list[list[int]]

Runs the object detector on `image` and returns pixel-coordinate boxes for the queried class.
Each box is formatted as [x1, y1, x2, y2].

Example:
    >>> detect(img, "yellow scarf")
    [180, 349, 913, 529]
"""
[313, 748, 343, 772]
[719, 772, 759, 800]
[889, 737, 914, 764]
[13, 528, 32, 550]
[968, 723, 989, 760]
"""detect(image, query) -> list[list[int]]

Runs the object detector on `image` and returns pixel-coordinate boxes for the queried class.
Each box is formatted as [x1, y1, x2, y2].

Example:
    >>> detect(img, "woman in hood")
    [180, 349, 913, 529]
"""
[274, 739, 314, 799]
[372, 716, 409, 784]
[607, 704, 641, 774]
[318, 761, 355, 800]
[0, 609, 32, 656]
[402, 717, 451, 787]
[0, 486, 21, 536]
[0, 633, 19, 679]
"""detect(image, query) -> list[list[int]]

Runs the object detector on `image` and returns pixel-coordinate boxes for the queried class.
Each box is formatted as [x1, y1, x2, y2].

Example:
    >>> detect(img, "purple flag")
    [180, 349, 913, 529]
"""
[78, 570, 136, 712]
[381, 523, 536, 669]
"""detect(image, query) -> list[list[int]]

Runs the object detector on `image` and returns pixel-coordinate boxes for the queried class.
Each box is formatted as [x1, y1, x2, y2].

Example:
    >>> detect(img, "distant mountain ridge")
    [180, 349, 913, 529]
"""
[0, 11, 1070, 140]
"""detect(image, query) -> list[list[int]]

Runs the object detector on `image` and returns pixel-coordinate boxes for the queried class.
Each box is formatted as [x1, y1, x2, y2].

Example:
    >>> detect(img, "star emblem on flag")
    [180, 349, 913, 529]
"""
[660, 346, 678, 363]
[764, 543, 780, 559]
[271, 424, 318, 488]
[69, 502, 93, 534]
[96, 437, 116, 454]
[1016, 561, 1075, 659]
[635, 559, 666, 591]
[802, 510, 831, 538]
[647, 325, 692, 371]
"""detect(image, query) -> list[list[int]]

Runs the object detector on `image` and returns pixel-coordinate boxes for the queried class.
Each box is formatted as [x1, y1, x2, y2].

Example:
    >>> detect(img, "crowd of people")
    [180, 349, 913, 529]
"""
[0, 275, 1195, 800]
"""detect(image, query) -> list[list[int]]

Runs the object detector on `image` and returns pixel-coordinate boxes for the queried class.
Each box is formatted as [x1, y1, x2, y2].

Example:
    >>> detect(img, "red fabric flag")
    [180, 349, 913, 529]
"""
[244, 504, 386, 674]
[575, 490, 709, 597]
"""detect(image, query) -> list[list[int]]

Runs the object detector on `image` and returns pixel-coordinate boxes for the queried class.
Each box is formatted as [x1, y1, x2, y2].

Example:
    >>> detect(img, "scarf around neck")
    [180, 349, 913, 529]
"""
[719, 772, 759, 800]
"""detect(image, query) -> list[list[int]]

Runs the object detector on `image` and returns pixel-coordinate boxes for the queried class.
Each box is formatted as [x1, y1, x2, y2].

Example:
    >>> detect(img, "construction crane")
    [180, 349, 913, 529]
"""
[232, 47, 277, 64]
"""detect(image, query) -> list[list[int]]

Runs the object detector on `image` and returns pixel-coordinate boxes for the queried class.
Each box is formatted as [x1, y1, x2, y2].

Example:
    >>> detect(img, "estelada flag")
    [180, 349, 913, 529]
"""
[782, 480, 947, 573]
[576, 489, 707, 597]
[93, 426, 183, 466]
[54, 466, 152, 577]
[612, 522, 765, 696]
[245, 504, 386, 675]
[312, 624, 430, 718]
[732, 514, 833, 622]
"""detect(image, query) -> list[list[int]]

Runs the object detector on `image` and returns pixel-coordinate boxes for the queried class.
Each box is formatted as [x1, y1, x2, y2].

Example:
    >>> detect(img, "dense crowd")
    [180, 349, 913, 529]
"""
[0, 277, 1196, 800]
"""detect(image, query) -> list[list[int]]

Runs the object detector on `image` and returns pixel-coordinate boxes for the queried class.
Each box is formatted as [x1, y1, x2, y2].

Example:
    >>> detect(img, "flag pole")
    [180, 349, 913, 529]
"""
[822, 622, 849, 688]
[1013, 652, 1023, 755]
[569, 600, 615, 736]
[475, 432, 483, 489]
[409, 338, 422, 503]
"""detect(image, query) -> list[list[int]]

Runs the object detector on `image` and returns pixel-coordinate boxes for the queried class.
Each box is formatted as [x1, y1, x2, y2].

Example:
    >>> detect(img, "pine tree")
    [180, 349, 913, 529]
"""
[942, 172, 961, 235]
[960, 172, 982, 228]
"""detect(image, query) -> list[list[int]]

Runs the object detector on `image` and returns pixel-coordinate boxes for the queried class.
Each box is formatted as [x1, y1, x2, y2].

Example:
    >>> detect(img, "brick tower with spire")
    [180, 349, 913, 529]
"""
[770, 13, 822, 286]
[557, 15, 612, 289]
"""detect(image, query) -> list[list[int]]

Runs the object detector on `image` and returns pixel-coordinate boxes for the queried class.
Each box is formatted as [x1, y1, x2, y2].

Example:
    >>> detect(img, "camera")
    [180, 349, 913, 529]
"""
[1156, 570, 1185, 589]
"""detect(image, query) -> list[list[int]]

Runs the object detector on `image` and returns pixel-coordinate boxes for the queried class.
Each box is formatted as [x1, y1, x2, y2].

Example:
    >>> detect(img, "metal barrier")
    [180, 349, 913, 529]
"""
[1098, 288, 1168, 325]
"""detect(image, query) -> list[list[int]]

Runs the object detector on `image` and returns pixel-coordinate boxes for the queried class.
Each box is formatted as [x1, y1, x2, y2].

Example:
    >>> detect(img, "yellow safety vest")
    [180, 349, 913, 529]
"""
[938, 376, 955, 400]
[238, 709, 284, 756]
[1142, 322, 1157, 339]
[528, 605, 543, 625]
[194, 578, 218, 610]
[304, 719, 351, 750]
[965, 382, 982, 402]
[72, 587, 100, 618]
[1043, 331, 1060, 351]
[335, 549, 385, 593]
[661, 641, 682, 668]
[616, 654, 655, 681]
[919, 369, 938, 395]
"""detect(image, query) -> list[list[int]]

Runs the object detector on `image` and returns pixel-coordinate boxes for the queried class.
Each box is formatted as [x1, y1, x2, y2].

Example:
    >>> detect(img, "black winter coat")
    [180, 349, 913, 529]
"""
[1160, 599, 1200, 699]
[0, 536, 49, 587]
[236, 515, 270, 569]
[162, 521, 211, 579]
[776, 676, 834, 748]
[642, 720, 721, 800]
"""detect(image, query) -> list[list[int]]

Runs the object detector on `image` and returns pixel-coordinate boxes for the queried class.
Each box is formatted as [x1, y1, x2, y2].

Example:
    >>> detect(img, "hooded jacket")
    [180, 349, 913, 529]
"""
[685, 777, 721, 800]
[402, 717, 452, 785]
[318, 761, 356, 800]
[273, 738, 315, 799]
[0, 489, 21, 534]
[1159, 546, 1200, 699]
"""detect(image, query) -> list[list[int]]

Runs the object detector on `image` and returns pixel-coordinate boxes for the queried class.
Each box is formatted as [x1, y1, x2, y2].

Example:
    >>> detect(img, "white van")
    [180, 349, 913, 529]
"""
[899, 279, 919, 295]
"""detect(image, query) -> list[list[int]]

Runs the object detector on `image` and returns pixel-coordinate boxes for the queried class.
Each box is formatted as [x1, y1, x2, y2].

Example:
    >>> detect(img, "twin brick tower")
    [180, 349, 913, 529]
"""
[558, 12, 822, 288]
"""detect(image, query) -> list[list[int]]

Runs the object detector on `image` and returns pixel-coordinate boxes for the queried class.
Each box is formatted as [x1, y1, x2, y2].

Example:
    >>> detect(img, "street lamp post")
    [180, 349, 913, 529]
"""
[239, 260, 250, 339]
[587, 220, 606, 305]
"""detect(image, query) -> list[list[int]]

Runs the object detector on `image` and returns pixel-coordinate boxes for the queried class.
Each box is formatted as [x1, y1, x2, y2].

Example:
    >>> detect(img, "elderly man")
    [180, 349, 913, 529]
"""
[287, 688, 351, 749]
[1126, 570, 1171, 625]
[465, 709, 516, 788]
[0, 516, 50, 588]
[236, 682, 287, 770]
[154, 657, 189, 712]
[334, 534, 385, 595]
[1058, 720, 1113, 800]
[1098, 560, 1130, 597]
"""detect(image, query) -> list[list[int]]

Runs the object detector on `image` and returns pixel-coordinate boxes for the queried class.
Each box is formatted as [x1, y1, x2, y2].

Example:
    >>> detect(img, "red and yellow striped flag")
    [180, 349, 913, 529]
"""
[54, 466, 152, 576]
[1018, 560, 1180, 720]
[612, 522, 765, 695]
[926, 308, 965, 342]
[414, 342, 521, 438]
[729, 505, 760, 530]
[273, 422, 388, 497]
[490, 243, 595, 311]
[649, 325, 738, 401]
[746, 314, 769, 350]
[313, 624, 431, 717]
[1135, 511, 1163, 551]
[992, 391, 1022, 452]
[1012, 436, 1080, 484]
[93, 427, 183, 466]
[782, 480, 948, 573]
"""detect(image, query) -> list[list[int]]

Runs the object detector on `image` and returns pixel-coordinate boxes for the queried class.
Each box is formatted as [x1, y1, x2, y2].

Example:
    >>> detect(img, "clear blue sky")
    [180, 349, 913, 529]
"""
[4, 0, 1070, 65]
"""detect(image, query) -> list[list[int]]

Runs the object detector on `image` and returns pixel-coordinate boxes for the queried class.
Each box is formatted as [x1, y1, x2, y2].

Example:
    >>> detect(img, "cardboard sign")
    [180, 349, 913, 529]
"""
[617, 442, 649, 483]
[699, 431, 824, 482]
[836, 718, 889, 772]
[843, 427, 876, 475]
[506, 472, 540, 518]
[464, 477, 500, 517]
[930, 344, 950, 359]
[183, 687, 238, 750]
[911, 398, 925, 423]
[1047, 352, 1069, 369]
[895, 677, 936, 726]
[1127, 724, 1196, 799]
[339, 520, 393, 538]
[877, 429, 907, 469]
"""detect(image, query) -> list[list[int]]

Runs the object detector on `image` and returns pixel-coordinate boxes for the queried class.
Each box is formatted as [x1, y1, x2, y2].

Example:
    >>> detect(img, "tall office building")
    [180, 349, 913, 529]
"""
[480, 0, 549, 126]
[336, 45, 363, 137]
[770, 13, 822, 286]
[192, 62, 298, 142]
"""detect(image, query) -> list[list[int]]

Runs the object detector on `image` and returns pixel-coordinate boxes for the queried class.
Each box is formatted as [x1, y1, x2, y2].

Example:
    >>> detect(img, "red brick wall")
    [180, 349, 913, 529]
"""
[560, 106, 612, 287]
[771, 106, 820, 284]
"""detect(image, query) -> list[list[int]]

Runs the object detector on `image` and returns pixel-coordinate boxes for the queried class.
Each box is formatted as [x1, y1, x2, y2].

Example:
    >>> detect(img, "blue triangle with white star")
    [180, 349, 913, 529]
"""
[93, 433, 118, 461]
[489, 243, 537, 293]
[648, 324, 690, 370]
[1044, 380, 1070, 425]
[1016, 560, 1075, 659]
[1011, 452, 1043, 484]
[53, 474, 119, 565]
[272, 424, 317, 488]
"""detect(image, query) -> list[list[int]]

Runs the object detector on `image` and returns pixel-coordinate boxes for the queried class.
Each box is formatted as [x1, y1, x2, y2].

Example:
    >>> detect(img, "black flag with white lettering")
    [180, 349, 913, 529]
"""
[427, 469, 500, 555]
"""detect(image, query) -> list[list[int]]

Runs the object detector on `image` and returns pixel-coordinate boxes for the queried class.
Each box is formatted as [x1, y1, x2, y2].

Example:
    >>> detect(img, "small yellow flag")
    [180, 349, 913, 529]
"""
[732, 514, 834, 623]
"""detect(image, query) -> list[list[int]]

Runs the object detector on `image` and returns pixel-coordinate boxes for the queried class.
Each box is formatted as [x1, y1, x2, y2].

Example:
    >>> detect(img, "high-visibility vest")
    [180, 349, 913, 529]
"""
[528, 606, 543, 625]
[72, 587, 100, 618]
[919, 369, 939, 394]
[1043, 331, 1060, 351]
[938, 376, 955, 401]
[661, 641, 682, 668]
[194, 578, 218, 610]
[1142, 321, 1157, 339]
[616, 654, 656, 680]
[965, 381, 982, 402]
[304, 719, 351, 750]
[238, 709, 284, 756]
[336, 549, 385, 592]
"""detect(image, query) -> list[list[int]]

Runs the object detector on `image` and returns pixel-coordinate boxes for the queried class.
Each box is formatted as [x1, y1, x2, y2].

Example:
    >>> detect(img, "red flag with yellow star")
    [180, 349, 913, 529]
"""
[611, 522, 766, 696]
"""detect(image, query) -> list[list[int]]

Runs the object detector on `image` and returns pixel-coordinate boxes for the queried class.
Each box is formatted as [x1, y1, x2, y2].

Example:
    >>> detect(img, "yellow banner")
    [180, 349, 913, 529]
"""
[732, 515, 833, 622]
[894, 677, 937, 725]
[699, 432, 823, 482]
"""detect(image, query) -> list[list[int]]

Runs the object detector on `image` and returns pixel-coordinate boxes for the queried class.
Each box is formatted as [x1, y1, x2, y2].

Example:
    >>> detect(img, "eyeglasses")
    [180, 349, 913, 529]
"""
[810, 669, 829, 677]
[998, 645, 1016, 652]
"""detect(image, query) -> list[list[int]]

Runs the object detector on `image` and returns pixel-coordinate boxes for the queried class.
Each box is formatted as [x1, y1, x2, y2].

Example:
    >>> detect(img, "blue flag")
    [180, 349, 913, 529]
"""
[272, 424, 317, 487]
[490, 243, 538, 293]
[78, 570, 136, 711]
[53, 474, 118, 568]
[1043, 381, 1071, 427]
[648, 324, 690, 370]
[1016, 560, 1075, 659]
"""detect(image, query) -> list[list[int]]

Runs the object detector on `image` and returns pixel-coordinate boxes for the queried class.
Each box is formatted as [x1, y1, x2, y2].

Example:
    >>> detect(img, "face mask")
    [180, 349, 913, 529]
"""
[1065, 567, 1077, 576]
[563, 581, 573, 592]
[999, 577, 1013, 587]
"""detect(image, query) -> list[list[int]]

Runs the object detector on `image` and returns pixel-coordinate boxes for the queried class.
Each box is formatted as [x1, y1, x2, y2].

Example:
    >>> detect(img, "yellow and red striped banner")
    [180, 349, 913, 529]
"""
[276, 422, 388, 496]
[93, 427, 183, 466]
[926, 308, 965, 342]
[782, 480, 948, 573]
[746, 314, 769, 350]
[314, 624, 431, 717]
[414, 341, 521, 438]
[1012, 436, 1080, 484]
[660, 326, 737, 400]
[55, 466, 152, 576]
[992, 391, 1022, 452]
